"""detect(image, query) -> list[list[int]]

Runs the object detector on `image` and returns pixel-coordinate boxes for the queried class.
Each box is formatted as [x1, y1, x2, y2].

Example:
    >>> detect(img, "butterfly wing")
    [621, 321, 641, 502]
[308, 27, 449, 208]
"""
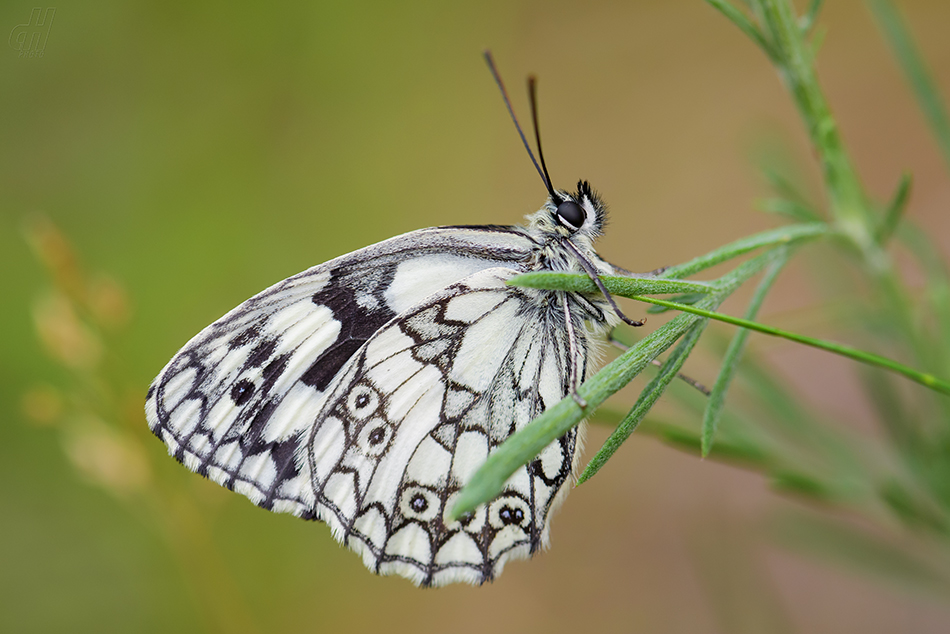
[299, 267, 594, 586]
[145, 227, 535, 517]
[146, 227, 604, 586]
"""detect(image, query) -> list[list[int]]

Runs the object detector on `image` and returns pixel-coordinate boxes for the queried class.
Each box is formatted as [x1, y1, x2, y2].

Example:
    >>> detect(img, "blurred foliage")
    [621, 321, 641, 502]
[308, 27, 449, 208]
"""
[601, 0, 950, 616]
[467, 0, 950, 622]
[692, 0, 950, 597]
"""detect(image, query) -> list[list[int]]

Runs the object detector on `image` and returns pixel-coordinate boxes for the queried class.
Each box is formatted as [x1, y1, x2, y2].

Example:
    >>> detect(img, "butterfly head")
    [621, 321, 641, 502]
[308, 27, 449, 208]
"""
[529, 179, 607, 245]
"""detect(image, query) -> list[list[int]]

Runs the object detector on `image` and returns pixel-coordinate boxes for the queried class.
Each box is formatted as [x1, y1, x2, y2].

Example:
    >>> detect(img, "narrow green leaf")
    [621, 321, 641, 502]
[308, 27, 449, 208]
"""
[658, 222, 827, 280]
[799, 0, 824, 34]
[650, 421, 770, 466]
[705, 0, 778, 61]
[808, 24, 827, 62]
[511, 223, 826, 296]
[710, 245, 791, 292]
[898, 223, 950, 373]
[770, 469, 834, 501]
[876, 172, 912, 245]
[702, 248, 790, 456]
[879, 480, 949, 535]
[758, 0, 871, 232]
[760, 165, 816, 208]
[609, 335, 712, 396]
[757, 197, 821, 222]
[509, 272, 714, 296]
[870, 0, 950, 169]
[578, 319, 709, 484]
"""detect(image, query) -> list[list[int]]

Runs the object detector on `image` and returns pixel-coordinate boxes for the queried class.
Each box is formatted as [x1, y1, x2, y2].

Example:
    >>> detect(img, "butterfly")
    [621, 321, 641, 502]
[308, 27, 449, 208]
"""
[145, 55, 644, 587]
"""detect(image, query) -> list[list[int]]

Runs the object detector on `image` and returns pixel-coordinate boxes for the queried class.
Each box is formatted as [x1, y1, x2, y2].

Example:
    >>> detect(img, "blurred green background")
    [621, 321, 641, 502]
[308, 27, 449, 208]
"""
[3, 1, 950, 632]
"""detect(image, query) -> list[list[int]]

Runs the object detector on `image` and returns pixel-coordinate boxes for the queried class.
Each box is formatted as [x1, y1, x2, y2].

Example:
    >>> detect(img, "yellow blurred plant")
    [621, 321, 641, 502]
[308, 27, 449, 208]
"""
[21, 213, 261, 634]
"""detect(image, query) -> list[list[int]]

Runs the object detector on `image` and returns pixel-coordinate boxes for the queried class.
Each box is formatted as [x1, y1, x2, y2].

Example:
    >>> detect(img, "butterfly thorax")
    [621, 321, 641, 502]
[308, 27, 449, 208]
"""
[519, 180, 620, 330]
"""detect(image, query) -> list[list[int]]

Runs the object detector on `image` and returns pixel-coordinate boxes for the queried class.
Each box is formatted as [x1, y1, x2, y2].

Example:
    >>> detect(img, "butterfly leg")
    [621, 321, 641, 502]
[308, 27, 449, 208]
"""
[593, 274, 646, 328]
[561, 238, 645, 328]
[608, 334, 711, 396]
[561, 292, 588, 409]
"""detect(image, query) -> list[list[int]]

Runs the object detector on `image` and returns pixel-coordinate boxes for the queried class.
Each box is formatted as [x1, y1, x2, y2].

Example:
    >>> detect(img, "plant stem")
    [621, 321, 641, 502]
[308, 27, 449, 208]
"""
[630, 295, 950, 397]
[757, 0, 871, 245]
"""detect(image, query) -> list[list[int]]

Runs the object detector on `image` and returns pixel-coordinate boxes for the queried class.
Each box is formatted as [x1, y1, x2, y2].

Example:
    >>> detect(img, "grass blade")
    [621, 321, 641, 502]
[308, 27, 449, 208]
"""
[578, 319, 709, 484]
[509, 272, 714, 296]
[702, 247, 790, 456]
[869, 0, 950, 168]
[876, 172, 912, 246]
[705, 0, 778, 61]
[658, 222, 827, 280]
[757, 197, 822, 222]
[799, 0, 824, 35]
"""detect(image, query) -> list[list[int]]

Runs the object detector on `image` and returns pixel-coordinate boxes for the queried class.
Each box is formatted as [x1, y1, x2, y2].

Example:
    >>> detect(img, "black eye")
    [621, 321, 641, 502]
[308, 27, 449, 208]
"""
[556, 200, 585, 229]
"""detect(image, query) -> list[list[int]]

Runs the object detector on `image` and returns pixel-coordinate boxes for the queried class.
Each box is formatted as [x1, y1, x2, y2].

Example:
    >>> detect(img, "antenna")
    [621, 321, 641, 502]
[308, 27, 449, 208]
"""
[483, 52, 647, 333]
[483, 51, 558, 200]
[527, 76, 557, 202]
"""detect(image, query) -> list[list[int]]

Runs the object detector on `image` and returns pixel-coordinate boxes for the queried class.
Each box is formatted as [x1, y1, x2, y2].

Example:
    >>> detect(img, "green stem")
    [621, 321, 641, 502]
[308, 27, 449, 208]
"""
[630, 295, 950, 397]
[701, 247, 790, 456]
[876, 172, 912, 246]
[758, 0, 870, 241]
[578, 320, 709, 484]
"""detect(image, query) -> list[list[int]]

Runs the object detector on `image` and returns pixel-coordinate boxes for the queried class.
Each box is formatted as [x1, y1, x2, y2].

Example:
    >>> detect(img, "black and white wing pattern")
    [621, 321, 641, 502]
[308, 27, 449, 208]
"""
[146, 181, 623, 586]
[145, 225, 535, 507]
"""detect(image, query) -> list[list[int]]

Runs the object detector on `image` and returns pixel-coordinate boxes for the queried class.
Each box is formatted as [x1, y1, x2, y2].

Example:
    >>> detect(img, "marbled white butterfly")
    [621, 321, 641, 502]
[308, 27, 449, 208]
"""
[145, 55, 644, 586]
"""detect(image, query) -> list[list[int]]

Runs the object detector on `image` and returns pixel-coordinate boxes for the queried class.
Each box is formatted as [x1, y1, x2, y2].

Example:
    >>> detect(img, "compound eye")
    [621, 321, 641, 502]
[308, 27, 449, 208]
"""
[556, 200, 585, 230]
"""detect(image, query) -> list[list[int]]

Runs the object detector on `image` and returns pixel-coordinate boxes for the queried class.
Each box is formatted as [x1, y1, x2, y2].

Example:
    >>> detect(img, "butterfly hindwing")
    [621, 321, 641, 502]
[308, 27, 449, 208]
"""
[294, 267, 587, 586]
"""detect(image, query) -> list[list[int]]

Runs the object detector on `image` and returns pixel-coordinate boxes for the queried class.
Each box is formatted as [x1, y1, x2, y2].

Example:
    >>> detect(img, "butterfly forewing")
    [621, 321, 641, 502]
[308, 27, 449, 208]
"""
[145, 228, 536, 514]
